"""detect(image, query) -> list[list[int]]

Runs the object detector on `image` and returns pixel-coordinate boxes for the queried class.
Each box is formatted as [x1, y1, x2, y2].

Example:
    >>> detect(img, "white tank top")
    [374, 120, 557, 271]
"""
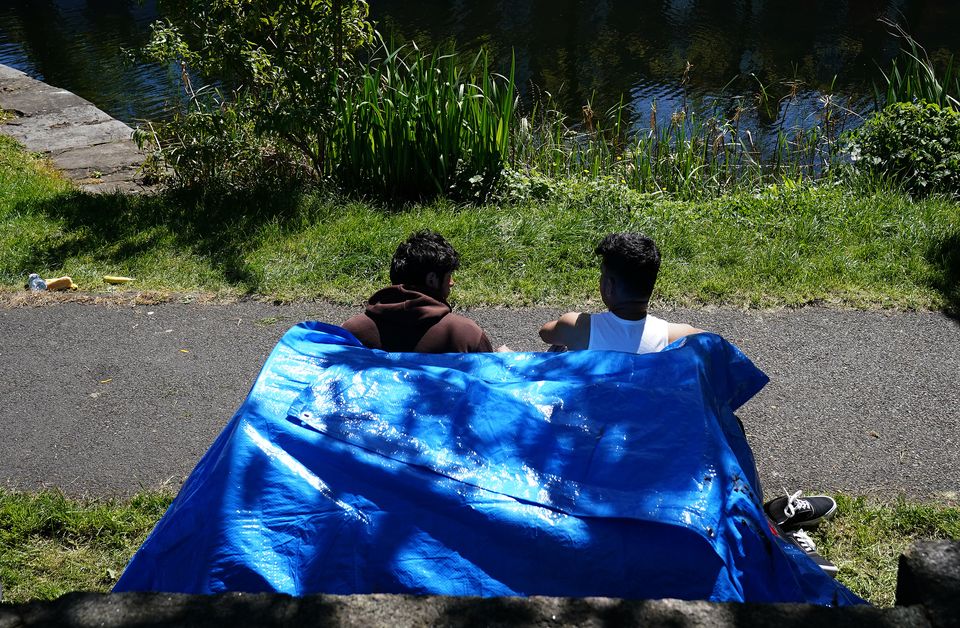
[588, 312, 670, 354]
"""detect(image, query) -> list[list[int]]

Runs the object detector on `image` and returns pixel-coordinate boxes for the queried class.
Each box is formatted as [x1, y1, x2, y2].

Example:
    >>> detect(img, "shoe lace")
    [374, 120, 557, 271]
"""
[781, 488, 813, 519]
[789, 528, 817, 553]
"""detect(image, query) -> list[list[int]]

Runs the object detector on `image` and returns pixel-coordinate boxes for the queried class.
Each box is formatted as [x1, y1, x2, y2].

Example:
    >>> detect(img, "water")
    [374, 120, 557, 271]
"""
[0, 0, 183, 122]
[2, 0, 960, 131]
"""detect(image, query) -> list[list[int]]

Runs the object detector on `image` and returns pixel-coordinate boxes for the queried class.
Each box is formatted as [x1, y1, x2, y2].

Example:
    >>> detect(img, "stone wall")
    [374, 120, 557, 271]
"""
[0, 541, 956, 628]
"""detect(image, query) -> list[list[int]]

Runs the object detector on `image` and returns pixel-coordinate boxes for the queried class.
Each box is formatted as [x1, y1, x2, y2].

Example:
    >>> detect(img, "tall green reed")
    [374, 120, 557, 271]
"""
[328, 37, 515, 201]
[507, 78, 852, 201]
[876, 18, 960, 109]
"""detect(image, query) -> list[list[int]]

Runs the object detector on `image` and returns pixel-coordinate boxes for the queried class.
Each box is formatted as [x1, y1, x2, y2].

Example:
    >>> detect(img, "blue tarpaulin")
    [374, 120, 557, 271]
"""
[115, 322, 865, 605]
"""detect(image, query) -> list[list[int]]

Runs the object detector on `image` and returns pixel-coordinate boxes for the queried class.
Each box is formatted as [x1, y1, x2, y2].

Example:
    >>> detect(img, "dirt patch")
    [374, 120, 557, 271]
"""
[0, 290, 249, 308]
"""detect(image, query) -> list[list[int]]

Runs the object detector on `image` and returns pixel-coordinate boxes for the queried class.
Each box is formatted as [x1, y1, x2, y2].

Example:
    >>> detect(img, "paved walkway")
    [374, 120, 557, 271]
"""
[0, 64, 152, 194]
[1, 297, 958, 502]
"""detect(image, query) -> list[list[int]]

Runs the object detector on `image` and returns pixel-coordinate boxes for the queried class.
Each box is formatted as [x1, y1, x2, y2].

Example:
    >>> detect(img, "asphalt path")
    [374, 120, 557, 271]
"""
[1, 297, 958, 502]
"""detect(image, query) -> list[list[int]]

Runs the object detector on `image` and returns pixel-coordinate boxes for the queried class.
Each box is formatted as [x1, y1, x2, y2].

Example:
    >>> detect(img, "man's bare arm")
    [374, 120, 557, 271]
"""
[667, 323, 704, 343]
[539, 312, 591, 349]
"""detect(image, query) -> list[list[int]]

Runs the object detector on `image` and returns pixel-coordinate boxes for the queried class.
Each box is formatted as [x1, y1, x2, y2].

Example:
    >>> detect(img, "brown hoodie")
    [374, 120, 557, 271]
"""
[342, 285, 493, 353]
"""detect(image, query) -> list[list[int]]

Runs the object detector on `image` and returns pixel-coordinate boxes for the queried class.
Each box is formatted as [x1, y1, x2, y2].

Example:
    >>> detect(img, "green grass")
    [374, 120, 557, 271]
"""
[0, 490, 173, 603]
[1, 135, 958, 312]
[0, 489, 956, 606]
[814, 495, 960, 607]
[0, 132, 960, 310]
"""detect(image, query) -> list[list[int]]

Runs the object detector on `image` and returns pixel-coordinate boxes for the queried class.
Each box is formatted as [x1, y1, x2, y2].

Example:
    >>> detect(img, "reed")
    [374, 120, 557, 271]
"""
[876, 18, 960, 109]
[139, 27, 860, 201]
[327, 37, 515, 201]
[506, 79, 854, 200]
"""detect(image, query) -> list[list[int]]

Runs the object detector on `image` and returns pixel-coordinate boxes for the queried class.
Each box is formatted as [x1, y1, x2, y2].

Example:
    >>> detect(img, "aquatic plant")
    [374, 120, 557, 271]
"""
[502, 72, 857, 201]
[876, 18, 960, 110]
[328, 38, 515, 201]
[136, 2, 860, 201]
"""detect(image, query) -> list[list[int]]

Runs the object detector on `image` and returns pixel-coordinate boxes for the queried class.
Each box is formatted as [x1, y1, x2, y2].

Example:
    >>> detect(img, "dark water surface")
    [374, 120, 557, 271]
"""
[0, 0, 180, 122]
[2, 0, 960, 129]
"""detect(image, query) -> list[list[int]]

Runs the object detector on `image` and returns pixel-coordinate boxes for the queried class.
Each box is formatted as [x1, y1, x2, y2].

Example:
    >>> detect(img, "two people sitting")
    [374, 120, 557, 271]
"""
[342, 229, 699, 356]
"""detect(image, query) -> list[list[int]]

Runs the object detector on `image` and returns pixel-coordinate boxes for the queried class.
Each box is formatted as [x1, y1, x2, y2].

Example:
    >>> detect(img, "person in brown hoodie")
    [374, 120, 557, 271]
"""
[341, 230, 493, 353]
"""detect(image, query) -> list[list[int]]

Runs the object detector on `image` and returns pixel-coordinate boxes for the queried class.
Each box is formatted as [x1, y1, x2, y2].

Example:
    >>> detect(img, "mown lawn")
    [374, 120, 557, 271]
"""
[1, 136, 958, 311]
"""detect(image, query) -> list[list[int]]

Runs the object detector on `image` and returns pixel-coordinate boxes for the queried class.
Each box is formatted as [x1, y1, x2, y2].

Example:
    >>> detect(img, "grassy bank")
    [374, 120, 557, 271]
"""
[0, 489, 957, 606]
[2, 138, 957, 311]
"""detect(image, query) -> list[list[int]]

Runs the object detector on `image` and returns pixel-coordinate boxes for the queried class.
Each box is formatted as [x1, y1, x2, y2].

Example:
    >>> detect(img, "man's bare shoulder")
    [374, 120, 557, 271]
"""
[666, 322, 705, 343]
[558, 311, 588, 326]
[540, 312, 590, 349]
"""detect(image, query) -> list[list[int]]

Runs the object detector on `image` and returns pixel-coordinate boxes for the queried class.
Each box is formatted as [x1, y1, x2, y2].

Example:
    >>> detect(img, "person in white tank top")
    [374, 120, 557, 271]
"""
[539, 233, 702, 353]
[538, 233, 842, 577]
[587, 311, 672, 353]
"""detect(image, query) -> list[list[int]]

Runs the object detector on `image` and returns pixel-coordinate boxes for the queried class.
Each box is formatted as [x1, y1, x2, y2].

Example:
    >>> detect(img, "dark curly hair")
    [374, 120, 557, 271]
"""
[594, 232, 661, 299]
[390, 230, 460, 286]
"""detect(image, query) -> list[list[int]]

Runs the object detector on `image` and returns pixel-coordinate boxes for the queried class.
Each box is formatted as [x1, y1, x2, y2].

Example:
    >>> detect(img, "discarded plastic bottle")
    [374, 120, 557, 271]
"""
[27, 273, 47, 291]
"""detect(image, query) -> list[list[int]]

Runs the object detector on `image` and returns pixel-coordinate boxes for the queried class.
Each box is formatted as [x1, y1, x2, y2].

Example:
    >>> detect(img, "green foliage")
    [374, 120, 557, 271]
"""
[3, 138, 957, 310]
[506, 79, 850, 202]
[860, 22, 960, 198]
[140, 5, 519, 199]
[815, 495, 960, 606]
[328, 40, 516, 201]
[0, 490, 172, 602]
[875, 19, 960, 110]
[139, 0, 373, 187]
[849, 101, 960, 198]
[1, 489, 957, 605]
[134, 92, 311, 188]
[136, 2, 853, 200]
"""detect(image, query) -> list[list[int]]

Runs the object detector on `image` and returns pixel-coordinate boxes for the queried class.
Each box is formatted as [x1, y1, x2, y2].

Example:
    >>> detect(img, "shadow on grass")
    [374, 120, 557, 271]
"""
[15, 184, 314, 293]
[927, 231, 960, 321]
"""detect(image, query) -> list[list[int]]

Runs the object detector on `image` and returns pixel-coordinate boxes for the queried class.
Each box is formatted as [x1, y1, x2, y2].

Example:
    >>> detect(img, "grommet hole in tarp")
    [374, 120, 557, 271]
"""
[292, 409, 328, 434]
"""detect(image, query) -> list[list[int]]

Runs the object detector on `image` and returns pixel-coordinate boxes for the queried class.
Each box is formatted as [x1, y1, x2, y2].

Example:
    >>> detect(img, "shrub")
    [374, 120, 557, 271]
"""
[138, 0, 373, 187]
[848, 101, 960, 198]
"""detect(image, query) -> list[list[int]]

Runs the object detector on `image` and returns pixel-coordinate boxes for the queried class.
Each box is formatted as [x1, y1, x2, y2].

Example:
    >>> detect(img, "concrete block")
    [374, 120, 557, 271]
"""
[3, 114, 132, 154]
[897, 540, 960, 628]
[0, 65, 29, 81]
[0, 63, 155, 194]
[0, 80, 92, 117]
[55, 143, 145, 176]
[0, 592, 934, 628]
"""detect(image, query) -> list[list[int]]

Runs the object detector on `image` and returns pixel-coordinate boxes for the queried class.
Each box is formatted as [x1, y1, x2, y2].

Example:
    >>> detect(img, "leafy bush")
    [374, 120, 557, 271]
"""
[849, 101, 960, 198]
[135, 91, 309, 187]
[136, 1, 852, 199]
[138, 0, 373, 187]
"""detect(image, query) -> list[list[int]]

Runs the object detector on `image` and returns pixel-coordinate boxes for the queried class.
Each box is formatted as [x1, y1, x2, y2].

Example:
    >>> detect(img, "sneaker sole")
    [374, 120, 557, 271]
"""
[811, 556, 839, 579]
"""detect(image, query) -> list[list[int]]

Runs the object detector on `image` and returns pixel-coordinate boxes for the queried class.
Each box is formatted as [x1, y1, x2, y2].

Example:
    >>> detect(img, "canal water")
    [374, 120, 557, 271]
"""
[2, 0, 959, 133]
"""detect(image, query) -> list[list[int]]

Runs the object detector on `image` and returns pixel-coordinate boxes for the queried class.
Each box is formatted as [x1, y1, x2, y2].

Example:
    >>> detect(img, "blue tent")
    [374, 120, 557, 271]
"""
[115, 322, 864, 605]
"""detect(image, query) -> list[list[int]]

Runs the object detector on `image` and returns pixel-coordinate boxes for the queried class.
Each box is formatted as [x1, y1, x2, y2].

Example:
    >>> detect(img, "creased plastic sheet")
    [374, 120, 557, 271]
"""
[114, 322, 865, 605]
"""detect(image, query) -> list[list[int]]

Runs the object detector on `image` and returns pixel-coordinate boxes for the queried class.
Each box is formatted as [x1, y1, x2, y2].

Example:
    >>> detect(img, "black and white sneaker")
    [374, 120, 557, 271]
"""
[765, 489, 837, 530]
[784, 528, 839, 579]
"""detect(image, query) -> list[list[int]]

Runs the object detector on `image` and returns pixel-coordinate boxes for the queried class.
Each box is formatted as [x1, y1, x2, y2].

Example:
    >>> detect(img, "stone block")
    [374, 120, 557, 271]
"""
[0, 592, 935, 628]
[3, 113, 132, 154]
[54, 143, 145, 176]
[896, 540, 960, 628]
